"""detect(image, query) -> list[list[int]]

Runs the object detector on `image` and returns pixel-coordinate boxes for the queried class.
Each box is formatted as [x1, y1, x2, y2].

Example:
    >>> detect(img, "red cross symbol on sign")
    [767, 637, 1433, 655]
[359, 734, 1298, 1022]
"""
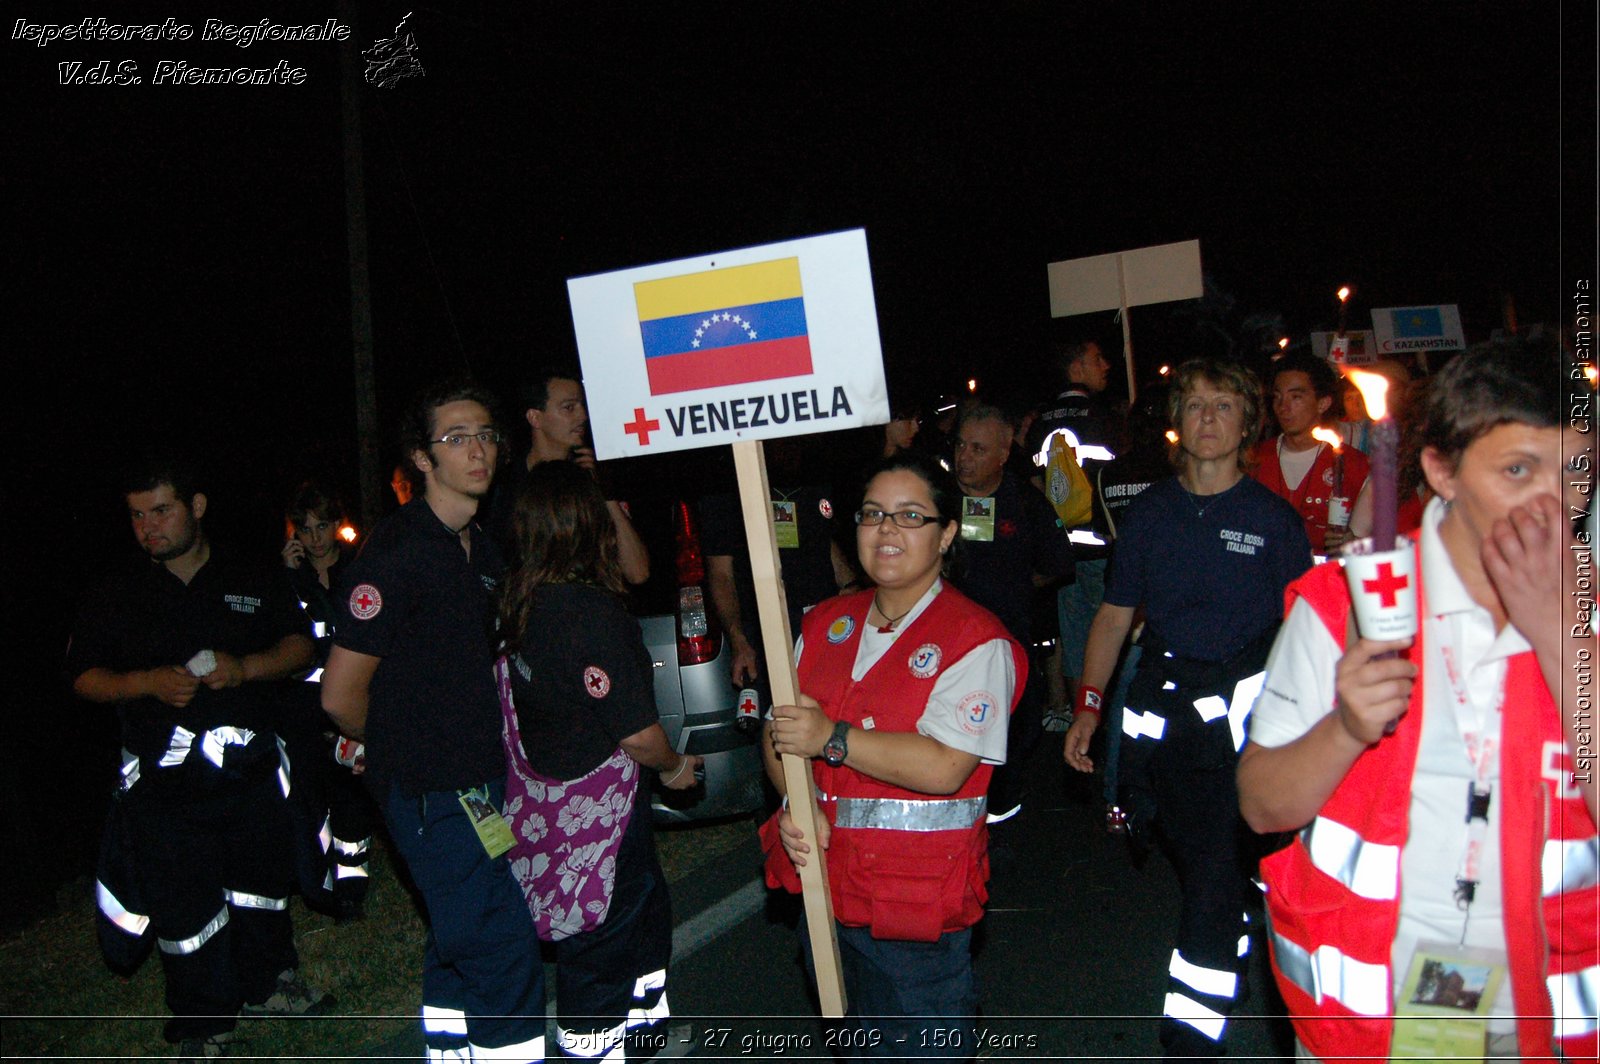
[1362, 562, 1410, 608]
[355, 591, 375, 611]
[738, 693, 758, 715]
[624, 407, 661, 446]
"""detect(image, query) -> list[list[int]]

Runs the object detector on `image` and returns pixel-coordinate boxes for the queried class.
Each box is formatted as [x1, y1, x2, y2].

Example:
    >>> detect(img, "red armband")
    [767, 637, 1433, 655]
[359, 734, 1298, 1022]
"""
[1076, 684, 1104, 717]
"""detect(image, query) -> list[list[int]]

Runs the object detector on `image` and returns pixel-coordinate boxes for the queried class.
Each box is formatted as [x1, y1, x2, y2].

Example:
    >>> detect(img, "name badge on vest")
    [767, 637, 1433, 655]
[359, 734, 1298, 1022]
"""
[961, 496, 996, 542]
[773, 500, 799, 549]
[1391, 939, 1509, 1061]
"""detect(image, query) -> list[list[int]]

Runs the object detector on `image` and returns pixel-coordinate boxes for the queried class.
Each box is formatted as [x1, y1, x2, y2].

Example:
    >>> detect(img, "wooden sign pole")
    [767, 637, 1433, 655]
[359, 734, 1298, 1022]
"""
[731, 439, 848, 1018]
[1116, 253, 1137, 403]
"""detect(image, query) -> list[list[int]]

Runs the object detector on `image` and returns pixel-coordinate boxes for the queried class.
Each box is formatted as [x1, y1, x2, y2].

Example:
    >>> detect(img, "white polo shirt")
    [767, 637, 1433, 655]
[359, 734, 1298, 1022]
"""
[1250, 497, 1529, 1025]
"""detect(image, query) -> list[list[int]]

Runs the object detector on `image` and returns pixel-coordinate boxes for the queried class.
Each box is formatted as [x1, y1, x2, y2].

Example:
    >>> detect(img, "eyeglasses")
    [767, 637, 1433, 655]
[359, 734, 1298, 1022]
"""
[432, 430, 504, 448]
[856, 508, 935, 529]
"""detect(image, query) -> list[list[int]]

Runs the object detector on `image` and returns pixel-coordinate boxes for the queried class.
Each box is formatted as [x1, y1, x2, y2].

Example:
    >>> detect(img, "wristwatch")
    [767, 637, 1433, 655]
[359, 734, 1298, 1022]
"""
[822, 720, 850, 767]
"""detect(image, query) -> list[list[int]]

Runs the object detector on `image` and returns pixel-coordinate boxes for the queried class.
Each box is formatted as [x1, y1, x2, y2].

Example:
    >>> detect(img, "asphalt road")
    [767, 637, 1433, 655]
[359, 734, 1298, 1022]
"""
[363, 740, 1297, 1060]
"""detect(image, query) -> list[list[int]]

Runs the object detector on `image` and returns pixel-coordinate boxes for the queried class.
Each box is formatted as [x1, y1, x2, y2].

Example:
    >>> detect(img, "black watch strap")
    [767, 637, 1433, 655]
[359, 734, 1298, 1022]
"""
[822, 720, 850, 767]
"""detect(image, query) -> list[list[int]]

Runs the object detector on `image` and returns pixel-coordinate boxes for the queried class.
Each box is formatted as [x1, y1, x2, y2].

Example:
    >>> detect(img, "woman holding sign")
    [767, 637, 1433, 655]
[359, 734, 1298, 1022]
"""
[1062, 359, 1312, 1058]
[1238, 341, 1598, 1062]
[764, 452, 1025, 1058]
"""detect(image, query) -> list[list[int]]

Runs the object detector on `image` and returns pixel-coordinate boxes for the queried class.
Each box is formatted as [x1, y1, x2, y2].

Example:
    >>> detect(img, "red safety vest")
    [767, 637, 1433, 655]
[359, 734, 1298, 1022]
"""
[760, 586, 1025, 941]
[1260, 555, 1599, 1062]
[1252, 438, 1371, 554]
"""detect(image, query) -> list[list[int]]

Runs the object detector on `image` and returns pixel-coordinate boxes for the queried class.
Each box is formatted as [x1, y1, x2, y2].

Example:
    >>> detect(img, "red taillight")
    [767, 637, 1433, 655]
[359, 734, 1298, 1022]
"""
[674, 501, 722, 665]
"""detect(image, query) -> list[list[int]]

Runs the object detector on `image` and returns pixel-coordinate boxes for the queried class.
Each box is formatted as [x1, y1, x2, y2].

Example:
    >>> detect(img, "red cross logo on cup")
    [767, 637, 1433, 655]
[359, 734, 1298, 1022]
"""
[1362, 562, 1410, 609]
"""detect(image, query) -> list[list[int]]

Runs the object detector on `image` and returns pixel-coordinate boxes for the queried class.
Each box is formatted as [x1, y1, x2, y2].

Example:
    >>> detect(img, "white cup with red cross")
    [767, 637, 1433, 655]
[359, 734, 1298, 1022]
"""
[1341, 535, 1418, 641]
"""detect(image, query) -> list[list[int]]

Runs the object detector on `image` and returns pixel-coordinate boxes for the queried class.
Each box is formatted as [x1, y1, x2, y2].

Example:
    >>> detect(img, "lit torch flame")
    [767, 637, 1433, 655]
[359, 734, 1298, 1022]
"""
[1586, 366, 1598, 386]
[1337, 286, 1351, 303]
[1345, 369, 1390, 421]
[1310, 426, 1343, 452]
[338, 524, 358, 543]
[1164, 429, 1180, 444]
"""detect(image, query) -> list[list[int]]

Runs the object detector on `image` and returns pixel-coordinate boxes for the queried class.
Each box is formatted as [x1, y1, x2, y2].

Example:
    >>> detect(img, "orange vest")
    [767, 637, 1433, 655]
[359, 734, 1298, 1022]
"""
[760, 586, 1025, 941]
[1260, 556, 1599, 1062]
[1252, 438, 1371, 554]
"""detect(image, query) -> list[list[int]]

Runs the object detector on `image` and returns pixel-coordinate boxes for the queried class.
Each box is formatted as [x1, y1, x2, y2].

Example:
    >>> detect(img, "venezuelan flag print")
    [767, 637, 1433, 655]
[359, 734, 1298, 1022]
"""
[634, 257, 812, 396]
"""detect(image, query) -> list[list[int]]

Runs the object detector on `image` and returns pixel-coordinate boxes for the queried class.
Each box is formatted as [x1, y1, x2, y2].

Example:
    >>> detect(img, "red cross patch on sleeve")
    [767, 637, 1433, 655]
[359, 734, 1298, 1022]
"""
[349, 583, 383, 620]
[583, 666, 611, 698]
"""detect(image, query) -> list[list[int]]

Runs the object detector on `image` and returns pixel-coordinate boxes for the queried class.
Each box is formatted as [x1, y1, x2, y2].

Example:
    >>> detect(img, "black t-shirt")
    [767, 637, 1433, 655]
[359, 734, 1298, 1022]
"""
[332, 499, 505, 797]
[67, 547, 311, 767]
[700, 483, 838, 644]
[953, 471, 1073, 643]
[1103, 476, 1312, 662]
[506, 582, 658, 781]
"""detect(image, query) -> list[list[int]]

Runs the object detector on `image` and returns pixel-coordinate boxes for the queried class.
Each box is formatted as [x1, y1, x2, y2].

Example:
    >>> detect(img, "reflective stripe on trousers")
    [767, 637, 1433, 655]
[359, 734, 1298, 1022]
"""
[629, 968, 670, 1029]
[1300, 816, 1400, 901]
[832, 795, 986, 832]
[1270, 930, 1389, 1016]
[158, 904, 229, 955]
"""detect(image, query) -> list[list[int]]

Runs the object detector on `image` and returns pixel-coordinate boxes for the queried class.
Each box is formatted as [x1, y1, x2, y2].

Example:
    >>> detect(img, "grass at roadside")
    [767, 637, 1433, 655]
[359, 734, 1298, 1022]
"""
[0, 813, 759, 1059]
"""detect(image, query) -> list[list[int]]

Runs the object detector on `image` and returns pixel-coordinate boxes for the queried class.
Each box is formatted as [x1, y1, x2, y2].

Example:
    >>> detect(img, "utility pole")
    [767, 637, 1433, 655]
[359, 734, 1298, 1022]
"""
[339, 0, 382, 530]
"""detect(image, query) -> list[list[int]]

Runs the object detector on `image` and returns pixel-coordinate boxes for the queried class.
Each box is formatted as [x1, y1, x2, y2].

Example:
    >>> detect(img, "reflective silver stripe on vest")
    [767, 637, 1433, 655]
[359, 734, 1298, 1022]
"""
[224, 889, 287, 911]
[832, 795, 987, 832]
[1301, 816, 1400, 901]
[1162, 992, 1225, 1041]
[1192, 695, 1227, 723]
[1542, 837, 1600, 898]
[1549, 965, 1600, 1039]
[1123, 709, 1167, 741]
[303, 667, 324, 683]
[1270, 931, 1389, 1016]
[158, 905, 229, 955]
[96, 879, 149, 936]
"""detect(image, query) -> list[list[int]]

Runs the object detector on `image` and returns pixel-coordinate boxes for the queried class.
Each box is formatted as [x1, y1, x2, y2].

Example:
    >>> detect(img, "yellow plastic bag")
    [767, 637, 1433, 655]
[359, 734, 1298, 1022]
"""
[1044, 433, 1093, 527]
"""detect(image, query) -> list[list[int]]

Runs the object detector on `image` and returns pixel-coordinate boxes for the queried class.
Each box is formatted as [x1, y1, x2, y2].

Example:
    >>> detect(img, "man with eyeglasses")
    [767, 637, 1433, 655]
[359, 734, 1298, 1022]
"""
[322, 379, 547, 1064]
[952, 404, 1074, 830]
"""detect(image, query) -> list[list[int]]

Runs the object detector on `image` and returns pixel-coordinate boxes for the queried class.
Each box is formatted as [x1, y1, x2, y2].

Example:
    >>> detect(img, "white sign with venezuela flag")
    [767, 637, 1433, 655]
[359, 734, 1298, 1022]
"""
[568, 229, 889, 459]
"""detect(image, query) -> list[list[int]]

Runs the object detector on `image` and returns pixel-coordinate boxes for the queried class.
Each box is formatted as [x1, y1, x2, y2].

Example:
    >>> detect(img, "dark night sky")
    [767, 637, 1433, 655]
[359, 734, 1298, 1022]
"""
[3, 2, 1594, 908]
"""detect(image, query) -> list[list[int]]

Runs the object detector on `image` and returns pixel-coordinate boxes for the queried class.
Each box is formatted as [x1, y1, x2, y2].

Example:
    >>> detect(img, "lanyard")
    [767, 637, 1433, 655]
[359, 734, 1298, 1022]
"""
[1430, 613, 1501, 913]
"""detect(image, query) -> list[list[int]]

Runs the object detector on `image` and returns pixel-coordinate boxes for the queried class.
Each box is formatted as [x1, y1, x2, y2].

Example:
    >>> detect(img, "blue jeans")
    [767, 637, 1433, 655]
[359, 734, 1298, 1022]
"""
[1056, 558, 1107, 684]
[802, 915, 979, 1060]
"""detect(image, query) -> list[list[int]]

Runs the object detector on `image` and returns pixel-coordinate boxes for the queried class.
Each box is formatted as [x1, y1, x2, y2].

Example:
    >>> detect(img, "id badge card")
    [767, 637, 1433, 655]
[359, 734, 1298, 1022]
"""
[961, 496, 996, 542]
[457, 786, 515, 859]
[772, 500, 800, 549]
[1390, 940, 1508, 1063]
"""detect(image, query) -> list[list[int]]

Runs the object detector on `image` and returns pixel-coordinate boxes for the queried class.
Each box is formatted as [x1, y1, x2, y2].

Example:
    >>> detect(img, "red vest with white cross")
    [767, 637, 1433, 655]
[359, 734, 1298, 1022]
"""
[1260, 553, 1599, 1062]
[760, 586, 1025, 940]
